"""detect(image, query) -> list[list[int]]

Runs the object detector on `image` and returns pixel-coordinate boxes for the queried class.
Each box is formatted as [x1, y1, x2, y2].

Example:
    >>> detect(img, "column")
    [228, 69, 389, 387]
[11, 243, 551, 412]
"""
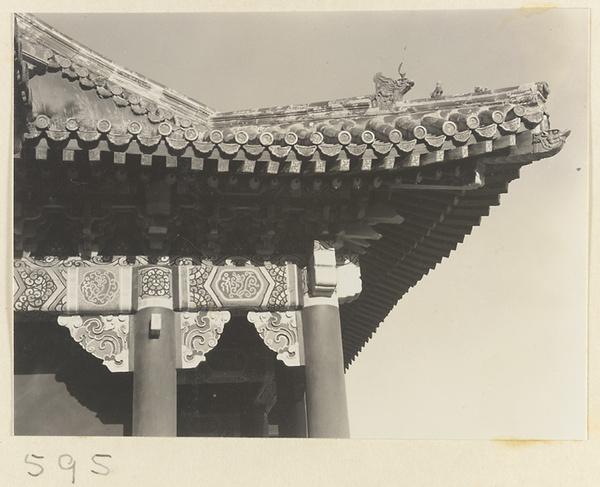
[302, 294, 350, 438]
[132, 265, 177, 437]
[132, 306, 177, 436]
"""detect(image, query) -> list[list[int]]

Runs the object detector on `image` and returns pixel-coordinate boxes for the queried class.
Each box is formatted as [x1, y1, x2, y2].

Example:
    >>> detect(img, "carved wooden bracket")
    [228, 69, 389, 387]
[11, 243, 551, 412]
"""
[247, 311, 305, 367]
[18, 254, 354, 373]
[57, 311, 233, 373]
[177, 311, 231, 369]
[57, 315, 131, 372]
[308, 240, 337, 298]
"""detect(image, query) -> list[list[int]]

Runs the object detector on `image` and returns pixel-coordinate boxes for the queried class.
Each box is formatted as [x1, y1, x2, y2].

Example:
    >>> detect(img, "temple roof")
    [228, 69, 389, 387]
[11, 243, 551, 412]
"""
[16, 13, 556, 168]
[14, 13, 570, 367]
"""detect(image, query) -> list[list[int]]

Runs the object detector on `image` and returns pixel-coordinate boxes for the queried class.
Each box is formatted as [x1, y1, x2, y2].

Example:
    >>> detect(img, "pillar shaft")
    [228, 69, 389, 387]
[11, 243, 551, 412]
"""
[132, 306, 177, 436]
[302, 296, 350, 438]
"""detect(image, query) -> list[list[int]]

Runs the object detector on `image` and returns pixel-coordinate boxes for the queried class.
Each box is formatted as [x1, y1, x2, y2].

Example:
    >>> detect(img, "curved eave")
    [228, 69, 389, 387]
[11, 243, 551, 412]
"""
[339, 146, 567, 369]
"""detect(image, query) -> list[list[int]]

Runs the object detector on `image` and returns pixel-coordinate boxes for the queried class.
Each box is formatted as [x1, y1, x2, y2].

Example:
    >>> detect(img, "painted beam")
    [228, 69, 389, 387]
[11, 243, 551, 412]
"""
[14, 257, 303, 314]
[175, 262, 303, 311]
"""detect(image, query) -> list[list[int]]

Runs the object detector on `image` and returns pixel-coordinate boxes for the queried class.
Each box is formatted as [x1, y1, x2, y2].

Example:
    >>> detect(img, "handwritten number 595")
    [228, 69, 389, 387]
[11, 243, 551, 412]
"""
[25, 453, 111, 483]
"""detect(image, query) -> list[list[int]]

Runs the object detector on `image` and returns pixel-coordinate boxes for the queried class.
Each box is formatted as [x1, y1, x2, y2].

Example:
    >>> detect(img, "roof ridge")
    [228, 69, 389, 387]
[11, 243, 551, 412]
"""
[15, 13, 218, 121]
[211, 82, 548, 128]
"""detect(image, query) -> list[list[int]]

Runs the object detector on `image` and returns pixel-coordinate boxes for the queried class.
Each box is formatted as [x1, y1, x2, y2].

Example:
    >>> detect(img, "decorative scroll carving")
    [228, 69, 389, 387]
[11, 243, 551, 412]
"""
[14, 260, 67, 312]
[68, 266, 134, 313]
[57, 315, 130, 372]
[19, 255, 147, 267]
[15, 267, 55, 309]
[138, 266, 172, 309]
[308, 240, 337, 297]
[373, 64, 414, 110]
[179, 311, 231, 368]
[210, 267, 268, 307]
[217, 269, 264, 300]
[16, 257, 301, 314]
[80, 269, 119, 305]
[140, 267, 171, 297]
[247, 311, 304, 366]
[15, 257, 135, 314]
[21, 254, 302, 267]
[177, 262, 302, 311]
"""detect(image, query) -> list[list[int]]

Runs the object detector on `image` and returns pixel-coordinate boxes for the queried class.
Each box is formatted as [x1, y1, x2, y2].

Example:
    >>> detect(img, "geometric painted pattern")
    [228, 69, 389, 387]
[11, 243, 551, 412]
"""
[137, 266, 173, 310]
[15, 259, 302, 313]
[14, 259, 67, 312]
[176, 262, 302, 311]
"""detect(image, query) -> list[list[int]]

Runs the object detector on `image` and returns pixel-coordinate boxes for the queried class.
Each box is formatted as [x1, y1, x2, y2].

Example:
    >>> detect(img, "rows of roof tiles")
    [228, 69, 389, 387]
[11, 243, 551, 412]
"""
[24, 101, 542, 171]
[17, 15, 550, 154]
[28, 94, 544, 143]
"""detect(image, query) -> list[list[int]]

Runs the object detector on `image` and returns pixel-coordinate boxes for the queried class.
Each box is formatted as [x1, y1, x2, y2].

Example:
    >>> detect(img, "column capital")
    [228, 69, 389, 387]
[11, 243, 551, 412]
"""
[303, 294, 339, 308]
[308, 240, 337, 297]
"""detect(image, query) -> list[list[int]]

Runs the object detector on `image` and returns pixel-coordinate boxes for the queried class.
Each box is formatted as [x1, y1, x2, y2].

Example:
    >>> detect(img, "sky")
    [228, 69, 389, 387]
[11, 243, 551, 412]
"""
[33, 10, 589, 440]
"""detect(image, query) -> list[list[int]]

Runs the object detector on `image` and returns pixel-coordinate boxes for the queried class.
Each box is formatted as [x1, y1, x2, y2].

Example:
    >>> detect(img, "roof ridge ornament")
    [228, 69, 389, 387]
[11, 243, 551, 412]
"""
[373, 63, 414, 110]
[430, 81, 443, 99]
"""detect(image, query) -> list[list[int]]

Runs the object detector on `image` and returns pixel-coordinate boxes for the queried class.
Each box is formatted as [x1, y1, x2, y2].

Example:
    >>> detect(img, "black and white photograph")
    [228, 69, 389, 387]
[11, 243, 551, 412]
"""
[6, 4, 597, 485]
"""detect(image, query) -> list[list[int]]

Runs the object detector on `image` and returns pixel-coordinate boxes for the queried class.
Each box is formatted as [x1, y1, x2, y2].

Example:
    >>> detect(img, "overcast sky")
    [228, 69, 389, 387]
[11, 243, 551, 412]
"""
[34, 10, 589, 439]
